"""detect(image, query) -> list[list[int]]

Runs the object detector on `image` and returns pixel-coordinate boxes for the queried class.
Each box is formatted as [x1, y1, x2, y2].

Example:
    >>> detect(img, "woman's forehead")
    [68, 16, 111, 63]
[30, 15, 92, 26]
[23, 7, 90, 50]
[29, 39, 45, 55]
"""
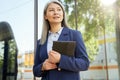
[47, 3, 62, 9]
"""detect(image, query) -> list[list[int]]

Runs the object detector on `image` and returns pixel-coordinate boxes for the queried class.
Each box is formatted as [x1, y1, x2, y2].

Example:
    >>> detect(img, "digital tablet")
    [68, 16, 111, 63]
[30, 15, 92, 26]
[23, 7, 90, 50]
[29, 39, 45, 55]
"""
[52, 41, 76, 57]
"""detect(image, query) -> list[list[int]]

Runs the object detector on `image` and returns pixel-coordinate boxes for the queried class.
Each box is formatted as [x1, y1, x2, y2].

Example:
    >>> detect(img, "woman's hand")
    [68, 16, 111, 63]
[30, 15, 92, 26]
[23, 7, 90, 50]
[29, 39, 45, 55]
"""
[48, 50, 61, 64]
[42, 59, 57, 71]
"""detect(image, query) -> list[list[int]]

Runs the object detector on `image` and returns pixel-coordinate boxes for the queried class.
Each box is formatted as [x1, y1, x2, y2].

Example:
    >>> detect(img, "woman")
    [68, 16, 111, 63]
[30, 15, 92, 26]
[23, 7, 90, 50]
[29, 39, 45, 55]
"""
[33, 0, 89, 80]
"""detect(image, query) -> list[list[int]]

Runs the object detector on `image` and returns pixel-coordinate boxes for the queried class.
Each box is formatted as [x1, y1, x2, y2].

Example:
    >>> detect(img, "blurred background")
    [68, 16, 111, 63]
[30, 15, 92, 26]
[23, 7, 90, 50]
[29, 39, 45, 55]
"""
[0, 0, 120, 80]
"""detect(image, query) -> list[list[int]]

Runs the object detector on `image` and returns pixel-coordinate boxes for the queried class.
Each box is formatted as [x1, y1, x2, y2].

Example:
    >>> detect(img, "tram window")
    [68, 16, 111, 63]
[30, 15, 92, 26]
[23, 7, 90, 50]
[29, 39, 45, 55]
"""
[7, 40, 16, 73]
[0, 41, 4, 80]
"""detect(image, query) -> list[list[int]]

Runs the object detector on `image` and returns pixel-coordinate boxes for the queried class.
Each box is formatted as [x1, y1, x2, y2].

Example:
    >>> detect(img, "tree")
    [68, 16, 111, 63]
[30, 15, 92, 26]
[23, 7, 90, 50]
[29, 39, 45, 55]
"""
[60, 0, 116, 61]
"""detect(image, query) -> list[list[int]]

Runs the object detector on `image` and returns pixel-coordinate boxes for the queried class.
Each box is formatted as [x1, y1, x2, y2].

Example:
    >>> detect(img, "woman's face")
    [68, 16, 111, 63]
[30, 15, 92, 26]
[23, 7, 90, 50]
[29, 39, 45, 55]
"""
[45, 3, 64, 24]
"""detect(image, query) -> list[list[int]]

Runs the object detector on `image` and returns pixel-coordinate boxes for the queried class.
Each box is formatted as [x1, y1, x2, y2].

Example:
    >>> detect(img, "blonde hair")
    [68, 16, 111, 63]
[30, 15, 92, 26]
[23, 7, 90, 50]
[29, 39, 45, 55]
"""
[40, 0, 68, 45]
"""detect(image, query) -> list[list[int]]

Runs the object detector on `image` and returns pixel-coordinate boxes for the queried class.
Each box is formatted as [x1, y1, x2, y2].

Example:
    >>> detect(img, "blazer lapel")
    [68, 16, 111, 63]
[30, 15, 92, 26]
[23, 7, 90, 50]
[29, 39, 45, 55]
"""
[58, 27, 70, 41]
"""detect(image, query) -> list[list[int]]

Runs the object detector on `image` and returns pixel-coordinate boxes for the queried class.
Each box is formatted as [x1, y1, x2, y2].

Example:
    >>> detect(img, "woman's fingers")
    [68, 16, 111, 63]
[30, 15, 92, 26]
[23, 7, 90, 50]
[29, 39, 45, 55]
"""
[42, 59, 57, 70]
[48, 50, 61, 63]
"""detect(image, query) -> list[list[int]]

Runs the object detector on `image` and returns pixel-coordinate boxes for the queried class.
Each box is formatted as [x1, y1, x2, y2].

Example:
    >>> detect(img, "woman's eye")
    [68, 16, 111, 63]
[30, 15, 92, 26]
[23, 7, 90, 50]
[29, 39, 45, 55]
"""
[48, 8, 62, 12]
[58, 9, 62, 11]
[49, 9, 54, 11]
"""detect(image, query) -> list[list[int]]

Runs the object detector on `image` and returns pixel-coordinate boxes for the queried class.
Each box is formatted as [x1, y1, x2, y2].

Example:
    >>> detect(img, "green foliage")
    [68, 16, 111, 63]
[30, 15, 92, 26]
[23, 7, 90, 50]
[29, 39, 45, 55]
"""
[60, 0, 116, 62]
[86, 37, 98, 61]
[7, 39, 17, 72]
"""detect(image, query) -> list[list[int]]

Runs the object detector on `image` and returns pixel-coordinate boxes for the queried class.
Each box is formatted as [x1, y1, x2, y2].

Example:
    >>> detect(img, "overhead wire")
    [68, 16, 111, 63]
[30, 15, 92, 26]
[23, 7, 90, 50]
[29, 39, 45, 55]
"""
[0, 0, 32, 15]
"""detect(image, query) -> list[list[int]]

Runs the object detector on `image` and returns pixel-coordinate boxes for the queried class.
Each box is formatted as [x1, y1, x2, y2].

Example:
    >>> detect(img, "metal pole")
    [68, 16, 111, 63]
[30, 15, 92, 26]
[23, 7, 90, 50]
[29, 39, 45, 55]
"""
[74, 0, 78, 30]
[103, 25, 109, 80]
[34, 0, 38, 60]
[34, 0, 38, 80]
[115, 3, 120, 79]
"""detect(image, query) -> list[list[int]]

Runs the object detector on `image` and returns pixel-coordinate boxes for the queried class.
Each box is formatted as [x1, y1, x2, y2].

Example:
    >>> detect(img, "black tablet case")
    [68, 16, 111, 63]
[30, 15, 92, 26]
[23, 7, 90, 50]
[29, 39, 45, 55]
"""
[52, 41, 76, 57]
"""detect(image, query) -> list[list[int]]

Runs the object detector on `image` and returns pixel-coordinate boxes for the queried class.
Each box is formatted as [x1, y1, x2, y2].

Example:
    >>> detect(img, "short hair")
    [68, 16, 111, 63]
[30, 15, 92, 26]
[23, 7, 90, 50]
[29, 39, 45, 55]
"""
[40, 0, 68, 45]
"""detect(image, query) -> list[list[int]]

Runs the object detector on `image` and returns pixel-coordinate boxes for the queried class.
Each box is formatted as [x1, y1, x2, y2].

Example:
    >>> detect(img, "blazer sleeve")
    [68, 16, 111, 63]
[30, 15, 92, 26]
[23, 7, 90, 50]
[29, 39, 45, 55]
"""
[33, 40, 46, 77]
[58, 30, 90, 72]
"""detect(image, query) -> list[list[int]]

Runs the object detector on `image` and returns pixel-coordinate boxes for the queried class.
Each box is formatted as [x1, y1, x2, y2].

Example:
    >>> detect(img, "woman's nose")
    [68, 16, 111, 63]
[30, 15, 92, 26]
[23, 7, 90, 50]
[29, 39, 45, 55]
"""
[54, 10, 59, 15]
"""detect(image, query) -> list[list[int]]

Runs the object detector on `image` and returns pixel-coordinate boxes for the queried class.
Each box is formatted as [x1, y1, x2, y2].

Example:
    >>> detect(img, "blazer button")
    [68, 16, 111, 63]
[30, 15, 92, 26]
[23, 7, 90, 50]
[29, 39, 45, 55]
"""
[58, 68, 61, 71]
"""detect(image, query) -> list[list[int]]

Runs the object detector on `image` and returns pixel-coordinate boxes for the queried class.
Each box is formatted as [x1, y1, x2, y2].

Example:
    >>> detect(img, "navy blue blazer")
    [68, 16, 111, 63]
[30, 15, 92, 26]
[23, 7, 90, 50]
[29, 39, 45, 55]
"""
[33, 27, 89, 80]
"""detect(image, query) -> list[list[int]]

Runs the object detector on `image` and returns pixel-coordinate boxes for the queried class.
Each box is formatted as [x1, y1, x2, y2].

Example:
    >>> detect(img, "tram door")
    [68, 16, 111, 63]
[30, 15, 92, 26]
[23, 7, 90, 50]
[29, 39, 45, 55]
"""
[0, 22, 18, 80]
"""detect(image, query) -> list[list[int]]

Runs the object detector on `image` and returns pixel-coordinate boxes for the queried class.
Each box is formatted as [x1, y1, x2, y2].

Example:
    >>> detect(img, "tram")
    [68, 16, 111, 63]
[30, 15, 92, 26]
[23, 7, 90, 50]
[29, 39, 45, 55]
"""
[0, 21, 18, 80]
